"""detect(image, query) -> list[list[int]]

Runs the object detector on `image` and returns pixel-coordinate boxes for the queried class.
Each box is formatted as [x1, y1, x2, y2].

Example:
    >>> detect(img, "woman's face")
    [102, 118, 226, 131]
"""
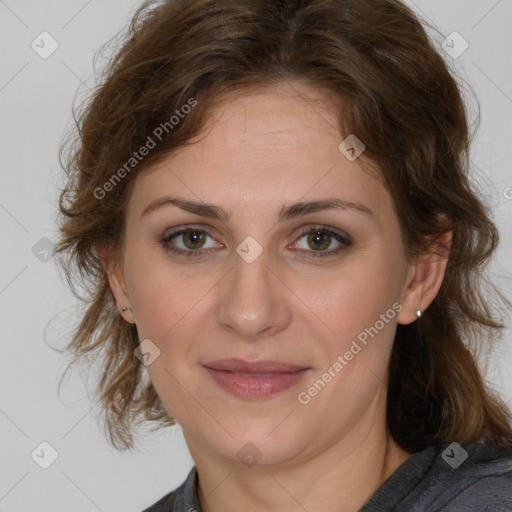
[110, 82, 421, 467]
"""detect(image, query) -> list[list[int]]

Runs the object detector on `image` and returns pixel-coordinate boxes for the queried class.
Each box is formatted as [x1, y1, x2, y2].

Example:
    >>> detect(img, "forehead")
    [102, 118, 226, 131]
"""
[127, 82, 391, 223]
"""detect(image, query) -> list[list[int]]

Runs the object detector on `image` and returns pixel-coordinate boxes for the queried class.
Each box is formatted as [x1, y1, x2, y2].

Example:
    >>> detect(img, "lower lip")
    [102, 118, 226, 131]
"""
[203, 367, 311, 399]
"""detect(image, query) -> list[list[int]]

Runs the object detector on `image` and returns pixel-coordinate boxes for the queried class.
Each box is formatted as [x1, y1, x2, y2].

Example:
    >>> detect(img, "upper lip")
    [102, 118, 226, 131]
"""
[203, 358, 309, 373]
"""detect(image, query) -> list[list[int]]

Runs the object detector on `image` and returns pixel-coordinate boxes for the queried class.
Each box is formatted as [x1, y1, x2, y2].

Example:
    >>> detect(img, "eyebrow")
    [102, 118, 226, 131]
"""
[141, 196, 373, 222]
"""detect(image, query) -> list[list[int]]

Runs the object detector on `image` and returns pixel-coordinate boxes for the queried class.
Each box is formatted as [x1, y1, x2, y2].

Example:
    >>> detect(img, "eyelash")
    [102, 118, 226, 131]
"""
[160, 224, 353, 260]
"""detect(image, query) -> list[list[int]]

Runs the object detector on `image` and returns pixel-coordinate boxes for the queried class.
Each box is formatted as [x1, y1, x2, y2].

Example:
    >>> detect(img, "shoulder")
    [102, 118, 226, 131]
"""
[141, 489, 179, 512]
[141, 466, 199, 512]
[425, 442, 512, 511]
[439, 473, 512, 511]
[362, 441, 512, 511]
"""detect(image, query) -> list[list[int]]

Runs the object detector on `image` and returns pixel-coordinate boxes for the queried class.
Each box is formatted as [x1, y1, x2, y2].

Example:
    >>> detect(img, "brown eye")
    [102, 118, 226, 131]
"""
[181, 230, 207, 250]
[161, 227, 220, 257]
[160, 224, 352, 260]
[292, 226, 353, 259]
[306, 231, 332, 251]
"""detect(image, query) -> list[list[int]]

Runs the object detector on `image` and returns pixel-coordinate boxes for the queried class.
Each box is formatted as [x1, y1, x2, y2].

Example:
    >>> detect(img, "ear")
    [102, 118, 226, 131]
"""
[397, 229, 452, 325]
[98, 243, 136, 324]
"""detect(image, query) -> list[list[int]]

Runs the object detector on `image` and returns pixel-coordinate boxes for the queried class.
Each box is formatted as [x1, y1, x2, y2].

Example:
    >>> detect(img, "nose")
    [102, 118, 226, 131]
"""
[216, 243, 291, 340]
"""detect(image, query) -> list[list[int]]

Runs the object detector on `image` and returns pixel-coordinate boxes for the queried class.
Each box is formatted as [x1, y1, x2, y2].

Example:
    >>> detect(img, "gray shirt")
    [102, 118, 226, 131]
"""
[142, 442, 512, 511]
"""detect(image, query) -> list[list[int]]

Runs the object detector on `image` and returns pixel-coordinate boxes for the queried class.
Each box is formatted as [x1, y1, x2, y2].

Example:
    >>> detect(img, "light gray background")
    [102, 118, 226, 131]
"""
[1, 1, 511, 511]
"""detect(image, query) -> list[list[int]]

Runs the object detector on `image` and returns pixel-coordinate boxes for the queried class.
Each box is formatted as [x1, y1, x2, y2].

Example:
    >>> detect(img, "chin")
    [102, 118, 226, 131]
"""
[212, 422, 310, 468]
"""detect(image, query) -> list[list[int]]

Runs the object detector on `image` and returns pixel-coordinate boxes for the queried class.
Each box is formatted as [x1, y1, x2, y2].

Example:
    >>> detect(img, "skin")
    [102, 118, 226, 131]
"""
[102, 81, 451, 512]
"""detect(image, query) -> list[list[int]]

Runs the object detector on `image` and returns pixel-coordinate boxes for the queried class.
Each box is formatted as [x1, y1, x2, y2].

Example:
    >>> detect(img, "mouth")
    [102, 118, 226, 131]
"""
[202, 358, 311, 399]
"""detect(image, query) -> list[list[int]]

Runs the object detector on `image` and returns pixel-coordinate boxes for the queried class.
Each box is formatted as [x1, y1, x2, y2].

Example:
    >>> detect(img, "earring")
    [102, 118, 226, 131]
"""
[121, 306, 132, 313]
[415, 309, 422, 318]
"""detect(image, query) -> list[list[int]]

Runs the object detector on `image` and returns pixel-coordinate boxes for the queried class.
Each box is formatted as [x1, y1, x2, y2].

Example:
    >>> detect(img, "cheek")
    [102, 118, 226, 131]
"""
[125, 245, 186, 341]
[129, 274, 175, 340]
[125, 248, 219, 361]
[309, 254, 404, 357]
[129, 264, 200, 417]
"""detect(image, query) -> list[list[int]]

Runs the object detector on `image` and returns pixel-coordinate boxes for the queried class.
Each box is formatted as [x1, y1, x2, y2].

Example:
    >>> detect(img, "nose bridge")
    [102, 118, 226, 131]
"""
[233, 238, 271, 291]
[218, 238, 288, 338]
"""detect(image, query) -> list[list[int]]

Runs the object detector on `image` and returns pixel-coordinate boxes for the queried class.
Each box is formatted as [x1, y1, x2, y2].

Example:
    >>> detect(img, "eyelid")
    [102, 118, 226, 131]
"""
[293, 224, 352, 244]
[162, 223, 223, 242]
[162, 223, 350, 241]
[161, 225, 224, 253]
[160, 223, 353, 258]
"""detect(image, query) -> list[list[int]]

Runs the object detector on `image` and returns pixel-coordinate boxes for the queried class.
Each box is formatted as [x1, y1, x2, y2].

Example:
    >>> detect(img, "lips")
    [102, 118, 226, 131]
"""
[203, 358, 308, 374]
[202, 358, 311, 399]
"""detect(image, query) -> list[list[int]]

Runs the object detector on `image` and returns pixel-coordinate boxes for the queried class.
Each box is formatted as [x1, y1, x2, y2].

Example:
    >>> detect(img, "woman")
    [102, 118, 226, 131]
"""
[55, 0, 512, 510]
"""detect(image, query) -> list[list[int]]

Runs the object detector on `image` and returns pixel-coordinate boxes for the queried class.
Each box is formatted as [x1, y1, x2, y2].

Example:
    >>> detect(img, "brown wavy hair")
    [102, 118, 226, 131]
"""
[55, 0, 512, 451]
